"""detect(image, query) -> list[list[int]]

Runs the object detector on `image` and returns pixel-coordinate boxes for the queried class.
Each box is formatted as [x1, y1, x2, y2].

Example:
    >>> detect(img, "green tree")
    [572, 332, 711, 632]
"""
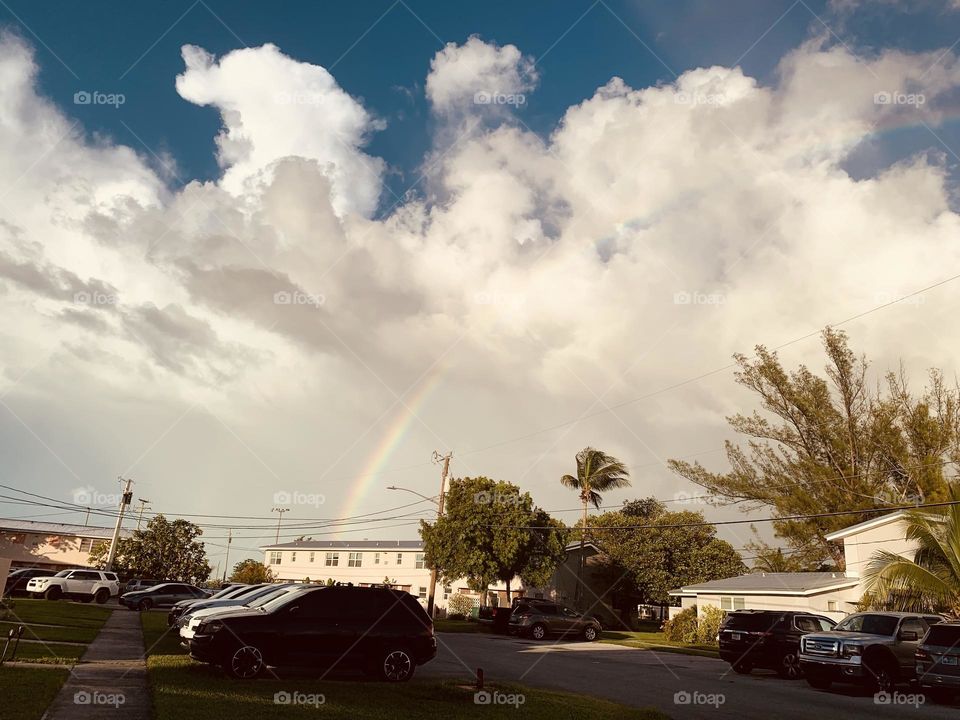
[863, 485, 960, 614]
[669, 329, 956, 569]
[228, 559, 274, 584]
[590, 499, 745, 607]
[89, 515, 211, 584]
[560, 448, 631, 606]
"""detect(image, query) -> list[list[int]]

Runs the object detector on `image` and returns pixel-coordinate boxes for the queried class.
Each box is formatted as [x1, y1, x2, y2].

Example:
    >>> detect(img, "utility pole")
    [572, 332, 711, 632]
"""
[222, 528, 232, 583]
[83, 507, 90, 526]
[105, 477, 133, 571]
[135, 499, 151, 530]
[426, 451, 451, 618]
[271, 507, 289, 544]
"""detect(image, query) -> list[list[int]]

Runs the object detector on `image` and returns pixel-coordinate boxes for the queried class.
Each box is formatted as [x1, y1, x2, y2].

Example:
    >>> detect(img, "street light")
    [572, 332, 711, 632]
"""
[386, 486, 438, 504]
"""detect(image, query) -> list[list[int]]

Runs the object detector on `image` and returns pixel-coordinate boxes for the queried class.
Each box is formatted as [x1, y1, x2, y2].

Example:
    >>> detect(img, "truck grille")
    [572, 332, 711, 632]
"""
[803, 638, 839, 657]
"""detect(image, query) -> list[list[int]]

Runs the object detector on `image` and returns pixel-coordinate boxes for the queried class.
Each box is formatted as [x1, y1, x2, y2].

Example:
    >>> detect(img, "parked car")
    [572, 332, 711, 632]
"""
[169, 583, 287, 627]
[916, 621, 960, 703]
[167, 583, 252, 625]
[508, 600, 602, 641]
[718, 610, 836, 678]
[124, 578, 160, 594]
[119, 582, 210, 610]
[180, 585, 309, 641]
[3, 568, 57, 597]
[26, 569, 119, 603]
[187, 584, 437, 680]
[799, 611, 941, 692]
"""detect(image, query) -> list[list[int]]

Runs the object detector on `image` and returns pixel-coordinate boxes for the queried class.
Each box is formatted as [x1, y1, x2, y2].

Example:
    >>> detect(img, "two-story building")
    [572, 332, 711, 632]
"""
[0, 518, 130, 569]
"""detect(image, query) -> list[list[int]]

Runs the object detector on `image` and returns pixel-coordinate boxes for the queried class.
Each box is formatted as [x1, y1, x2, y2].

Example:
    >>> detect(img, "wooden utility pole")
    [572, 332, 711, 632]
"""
[426, 451, 451, 617]
[105, 478, 133, 571]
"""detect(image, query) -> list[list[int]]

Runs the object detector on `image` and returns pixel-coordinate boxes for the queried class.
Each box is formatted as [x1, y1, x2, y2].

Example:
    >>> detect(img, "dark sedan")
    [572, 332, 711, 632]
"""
[4, 567, 57, 596]
[120, 582, 209, 610]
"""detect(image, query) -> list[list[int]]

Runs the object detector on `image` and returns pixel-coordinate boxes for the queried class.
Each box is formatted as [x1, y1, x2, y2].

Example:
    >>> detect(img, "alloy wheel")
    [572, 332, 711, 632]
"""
[383, 649, 413, 681]
[781, 652, 802, 679]
[230, 646, 264, 679]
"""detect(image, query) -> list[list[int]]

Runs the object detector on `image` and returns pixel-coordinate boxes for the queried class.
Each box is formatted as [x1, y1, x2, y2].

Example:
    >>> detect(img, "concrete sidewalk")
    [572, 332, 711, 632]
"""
[41, 609, 151, 720]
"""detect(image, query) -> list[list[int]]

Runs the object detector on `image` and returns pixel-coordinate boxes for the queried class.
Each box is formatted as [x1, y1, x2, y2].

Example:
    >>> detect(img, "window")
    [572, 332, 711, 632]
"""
[795, 616, 821, 633]
[374, 552, 381, 565]
[325, 552, 339, 567]
[418, 586, 427, 600]
[415, 553, 426, 569]
[396, 553, 403, 565]
[348, 552, 363, 567]
[827, 601, 838, 612]
[291, 552, 297, 562]
[269, 551, 282, 565]
[443, 585, 451, 600]
[309, 552, 315, 563]
[720, 596, 745, 611]
[78, 538, 96, 553]
[900, 618, 926, 639]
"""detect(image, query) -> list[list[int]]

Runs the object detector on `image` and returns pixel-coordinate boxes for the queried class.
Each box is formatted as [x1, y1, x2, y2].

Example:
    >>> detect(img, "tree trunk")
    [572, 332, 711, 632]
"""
[576, 496, 587, 608]
[505, 577, 511, 603]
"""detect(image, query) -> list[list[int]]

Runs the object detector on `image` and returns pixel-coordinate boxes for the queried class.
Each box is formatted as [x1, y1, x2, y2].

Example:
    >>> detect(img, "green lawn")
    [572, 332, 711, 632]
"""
[147, 655, 668, 720]
[3, 598, 113, 629]
[599, 631, 719, 658]
[3, 641, 85, 663]
[0, 666, 70, 720]
[142, 611, 189, 656]
[0, 620, 99, 644]
[0, 599, 110, 664]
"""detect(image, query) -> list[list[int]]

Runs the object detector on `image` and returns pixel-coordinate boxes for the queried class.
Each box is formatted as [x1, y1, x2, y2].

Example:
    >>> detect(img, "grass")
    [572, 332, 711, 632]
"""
[0, 665, 70, 720]
[142, 610, 189, 656]
[3, 598, 113, 629]
[2, 641, 85, 663]
[0, 620, 98, 644]
[146, 655, 669, 720]
[599, 631, 719, 658]
[0, 598, 113, 664]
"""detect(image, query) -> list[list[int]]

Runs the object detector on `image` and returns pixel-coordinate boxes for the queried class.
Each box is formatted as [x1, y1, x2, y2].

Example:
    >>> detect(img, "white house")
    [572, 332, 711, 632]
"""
[0, 518, 131, 570]
[669, 510, 916, 621]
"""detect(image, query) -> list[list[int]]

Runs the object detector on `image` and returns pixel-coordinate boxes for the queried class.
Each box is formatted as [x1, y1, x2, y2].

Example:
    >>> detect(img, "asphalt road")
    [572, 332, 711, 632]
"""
[422, 633, 959, 719]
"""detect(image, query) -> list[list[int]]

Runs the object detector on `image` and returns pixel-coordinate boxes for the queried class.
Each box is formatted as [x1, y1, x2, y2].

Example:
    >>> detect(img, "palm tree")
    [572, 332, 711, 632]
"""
[862, 485, 960, 614]
[561, 447, 631, 607]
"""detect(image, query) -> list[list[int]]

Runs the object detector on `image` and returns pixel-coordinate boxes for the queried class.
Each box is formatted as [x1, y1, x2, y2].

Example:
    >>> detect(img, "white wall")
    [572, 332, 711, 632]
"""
[842, 519, 916, 579]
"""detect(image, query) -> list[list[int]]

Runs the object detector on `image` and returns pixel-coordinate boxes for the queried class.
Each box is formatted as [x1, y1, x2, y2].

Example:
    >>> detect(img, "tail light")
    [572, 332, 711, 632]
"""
[915, 649, 930, 661]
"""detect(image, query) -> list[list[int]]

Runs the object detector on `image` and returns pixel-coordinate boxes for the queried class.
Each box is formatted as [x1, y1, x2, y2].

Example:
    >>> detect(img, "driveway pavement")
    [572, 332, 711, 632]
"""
[422, 633, 957, 719]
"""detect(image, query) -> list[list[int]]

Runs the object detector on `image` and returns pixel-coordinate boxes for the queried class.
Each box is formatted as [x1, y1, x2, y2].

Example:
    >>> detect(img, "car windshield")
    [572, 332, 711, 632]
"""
[724, 613, 782, 631]
[926, 625, 960, 647]
[834, 614, 899, 635]
[259, 587, 312, 612]
[248, 587, 293, 607]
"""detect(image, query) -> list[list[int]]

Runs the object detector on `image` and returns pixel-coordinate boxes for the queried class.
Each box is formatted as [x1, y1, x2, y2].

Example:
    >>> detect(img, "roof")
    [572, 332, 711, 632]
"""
[824, 511, 910, 542]
[668, 572, 860, 597]
[0, 518, 132, 540]
[563, 542, 603, 553]
[261, 539, 424, 551]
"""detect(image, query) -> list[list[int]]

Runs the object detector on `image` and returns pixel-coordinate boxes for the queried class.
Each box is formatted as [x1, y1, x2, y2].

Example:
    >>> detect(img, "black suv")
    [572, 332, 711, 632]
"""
[4, 568, 57, 596]
[719, 610, 835, 678]
[187, 584, 437, 681]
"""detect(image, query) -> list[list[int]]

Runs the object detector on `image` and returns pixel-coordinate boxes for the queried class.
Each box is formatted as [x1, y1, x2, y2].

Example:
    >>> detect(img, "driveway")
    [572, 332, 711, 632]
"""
[422, 633, 956, 719]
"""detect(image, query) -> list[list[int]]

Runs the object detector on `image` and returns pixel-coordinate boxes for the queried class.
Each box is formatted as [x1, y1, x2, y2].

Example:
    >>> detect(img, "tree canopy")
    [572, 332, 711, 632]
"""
[228, 559, 274, 584]
[669, 329, 957, 569]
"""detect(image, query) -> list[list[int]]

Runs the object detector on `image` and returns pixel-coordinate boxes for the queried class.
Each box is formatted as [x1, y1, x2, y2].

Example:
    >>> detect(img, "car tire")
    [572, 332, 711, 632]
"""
[864, 656, 897, 694]
[379, 647, 415, 682]
[137, 599, 153, 611]
[777, 651, 803, 679]
[732, 661, 752, 675]
[224, 645, 264, 680]
[94, 589, 110, 604]
[805, 670, 832, 689]
[582, 626, 599, 642]
[44, 586, 62, 601]
[530, 623, 547, 641]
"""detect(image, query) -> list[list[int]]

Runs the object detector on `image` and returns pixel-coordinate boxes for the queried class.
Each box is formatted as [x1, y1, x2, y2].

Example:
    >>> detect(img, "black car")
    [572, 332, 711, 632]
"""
[119, 582, 210, 610]
[187, 584, 436, 681]
[4, 568, 57, 596]
[719, 610, 836, 678]
[167, 583, 252, 625]
[916, 621, 960, 702]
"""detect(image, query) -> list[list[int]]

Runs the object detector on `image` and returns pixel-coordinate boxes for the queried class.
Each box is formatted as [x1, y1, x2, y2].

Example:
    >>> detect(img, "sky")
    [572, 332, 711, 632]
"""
[3, 0, 960, 570]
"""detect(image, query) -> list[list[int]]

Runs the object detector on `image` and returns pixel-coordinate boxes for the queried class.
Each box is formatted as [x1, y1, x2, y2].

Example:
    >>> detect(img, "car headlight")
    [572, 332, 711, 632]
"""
[199, 620, 224, 634]
[841, 643, 862, 658]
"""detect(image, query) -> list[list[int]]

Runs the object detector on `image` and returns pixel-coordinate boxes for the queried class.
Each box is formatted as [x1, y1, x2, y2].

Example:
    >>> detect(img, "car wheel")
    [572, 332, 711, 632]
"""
[583, 626, 599, 642]
[530, 623, 547, 641]
[44, 586, 62, 601]
[379, 647, 415, 682]
[94, 589, 109, 604]
[137, 599, 153, 611]
[225, 645, 264, 679]
[732, 661, 752, 675]
[865, 656, 897, 694]
[805, 669, 832, 690]
[777, 651, 803, 679]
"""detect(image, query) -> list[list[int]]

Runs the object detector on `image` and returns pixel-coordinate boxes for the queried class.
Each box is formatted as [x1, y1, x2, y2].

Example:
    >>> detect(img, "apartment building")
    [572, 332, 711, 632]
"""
[0, 518, 130, 569]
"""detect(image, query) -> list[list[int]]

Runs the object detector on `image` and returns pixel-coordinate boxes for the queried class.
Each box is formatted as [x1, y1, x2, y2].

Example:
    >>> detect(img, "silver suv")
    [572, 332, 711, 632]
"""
[26, 568, 119, 603]
[799, 611, 941, 692]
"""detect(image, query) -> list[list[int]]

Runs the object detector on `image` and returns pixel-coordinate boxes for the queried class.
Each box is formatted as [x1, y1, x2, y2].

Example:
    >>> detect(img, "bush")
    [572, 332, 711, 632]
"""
[662, 606, 698, 643]
[696, 605, 725, 645]
[447, 593, 474, 618]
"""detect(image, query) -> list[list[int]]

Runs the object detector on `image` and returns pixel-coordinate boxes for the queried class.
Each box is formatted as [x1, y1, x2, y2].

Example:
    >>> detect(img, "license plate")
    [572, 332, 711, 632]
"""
[942, 656, 958, 665]
[731, 632, 741, 641]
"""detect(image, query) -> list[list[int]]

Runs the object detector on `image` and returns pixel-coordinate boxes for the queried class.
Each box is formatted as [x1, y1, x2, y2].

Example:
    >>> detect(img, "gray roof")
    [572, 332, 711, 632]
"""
[0, 518, 132, 539]
[262, 539, 423, 551]
[671, 572, 859, 595]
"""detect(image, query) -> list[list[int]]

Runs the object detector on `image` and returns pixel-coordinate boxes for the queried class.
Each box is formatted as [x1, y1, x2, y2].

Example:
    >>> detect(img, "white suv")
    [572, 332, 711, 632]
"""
[26, 569, 119, 604]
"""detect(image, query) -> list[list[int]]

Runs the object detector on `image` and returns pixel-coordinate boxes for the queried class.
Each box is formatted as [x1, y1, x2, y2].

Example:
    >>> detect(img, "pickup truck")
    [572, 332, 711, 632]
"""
[798, 611, 942, 692]
[26, 568, 120, 603]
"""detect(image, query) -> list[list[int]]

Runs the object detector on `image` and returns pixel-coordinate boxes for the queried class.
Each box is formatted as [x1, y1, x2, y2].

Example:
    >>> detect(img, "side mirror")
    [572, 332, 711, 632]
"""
[287, 605, 301, 615]
[900, 630, 919, 641]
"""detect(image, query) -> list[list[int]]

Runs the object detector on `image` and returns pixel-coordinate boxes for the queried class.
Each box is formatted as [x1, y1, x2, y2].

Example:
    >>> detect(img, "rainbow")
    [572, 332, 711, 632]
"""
[338, 368, 447, 527]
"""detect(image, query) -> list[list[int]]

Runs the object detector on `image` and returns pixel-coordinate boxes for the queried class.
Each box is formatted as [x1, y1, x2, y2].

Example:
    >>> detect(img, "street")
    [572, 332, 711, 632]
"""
[422, 633, 959, 719]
